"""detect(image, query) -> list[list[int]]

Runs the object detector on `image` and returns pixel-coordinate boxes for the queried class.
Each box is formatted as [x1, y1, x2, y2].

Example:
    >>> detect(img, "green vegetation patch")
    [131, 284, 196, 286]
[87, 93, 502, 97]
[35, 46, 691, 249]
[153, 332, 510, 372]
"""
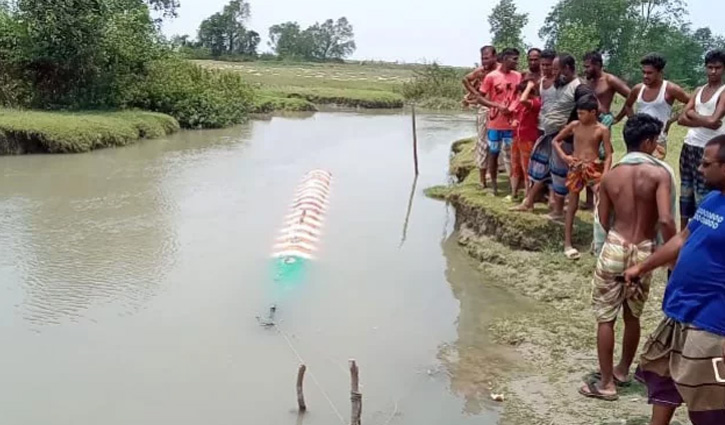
[260, 86, 404, 109]
[252, 96, 317, 114]
[0, 109, 179, 154]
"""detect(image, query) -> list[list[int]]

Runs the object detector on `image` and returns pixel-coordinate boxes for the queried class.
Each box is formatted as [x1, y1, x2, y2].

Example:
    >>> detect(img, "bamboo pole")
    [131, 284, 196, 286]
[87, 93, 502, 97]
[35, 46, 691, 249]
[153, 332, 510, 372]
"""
[296, 364, 307, 412]
[411, 104, 419, 176]
[350, 360, 362, 425]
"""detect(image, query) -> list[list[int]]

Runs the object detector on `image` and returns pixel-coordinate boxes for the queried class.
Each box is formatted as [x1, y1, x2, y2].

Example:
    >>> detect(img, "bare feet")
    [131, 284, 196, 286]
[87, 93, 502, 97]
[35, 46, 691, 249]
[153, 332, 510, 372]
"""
[510, 203, 533, 212]
[546, 212, 564, 222]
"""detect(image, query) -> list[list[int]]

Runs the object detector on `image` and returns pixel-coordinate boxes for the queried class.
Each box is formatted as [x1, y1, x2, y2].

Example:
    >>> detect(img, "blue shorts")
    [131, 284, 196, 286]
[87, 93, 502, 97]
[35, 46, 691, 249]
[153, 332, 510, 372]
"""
[487, 129, 514, 155]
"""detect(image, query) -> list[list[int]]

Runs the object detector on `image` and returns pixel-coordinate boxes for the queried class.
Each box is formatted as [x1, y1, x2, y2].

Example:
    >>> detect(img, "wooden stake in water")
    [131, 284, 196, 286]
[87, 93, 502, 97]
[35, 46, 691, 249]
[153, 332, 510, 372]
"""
[411, 104, 419, 176]
[297, 364, 307, 412]
[350, 360, 362, 425]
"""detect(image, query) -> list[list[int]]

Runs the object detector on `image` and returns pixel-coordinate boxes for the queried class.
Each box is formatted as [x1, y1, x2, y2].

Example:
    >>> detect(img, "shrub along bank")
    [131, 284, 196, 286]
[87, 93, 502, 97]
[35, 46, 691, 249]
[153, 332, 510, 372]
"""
[0, 110, 179, 154]
[0, 0, 256, 154]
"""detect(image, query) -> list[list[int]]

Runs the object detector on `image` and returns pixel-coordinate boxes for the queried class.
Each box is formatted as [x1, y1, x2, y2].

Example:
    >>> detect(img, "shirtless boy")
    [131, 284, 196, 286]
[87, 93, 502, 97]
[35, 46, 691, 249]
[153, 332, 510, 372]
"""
[579, 113, 677, 401]
[553, 95, 613, 260]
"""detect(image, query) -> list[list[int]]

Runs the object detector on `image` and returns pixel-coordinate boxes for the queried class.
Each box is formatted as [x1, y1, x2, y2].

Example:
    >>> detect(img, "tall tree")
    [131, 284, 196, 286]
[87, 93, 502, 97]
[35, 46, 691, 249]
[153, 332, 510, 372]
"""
[268, 17, 356, 61]
[553, 22, 599, 70]
[488, 0, 528, 52]
[304, 17, 356, 61]
[197, 0, 258, 57]
[268, 22, 309, 58]
[539, 0, 689, 81]
[198, 13, 227, 56]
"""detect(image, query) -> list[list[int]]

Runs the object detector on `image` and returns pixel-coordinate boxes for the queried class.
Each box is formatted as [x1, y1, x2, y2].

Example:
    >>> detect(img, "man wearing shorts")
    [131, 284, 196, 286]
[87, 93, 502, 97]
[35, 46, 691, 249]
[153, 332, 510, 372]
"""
[478, 47, 522, 196]
[625, 135, 725, 425]
[463, 46, 499, 189]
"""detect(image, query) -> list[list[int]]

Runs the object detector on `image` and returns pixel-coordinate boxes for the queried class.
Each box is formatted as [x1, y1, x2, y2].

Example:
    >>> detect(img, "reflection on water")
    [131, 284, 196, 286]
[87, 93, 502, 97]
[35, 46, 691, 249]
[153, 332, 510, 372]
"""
[438, 233, 526, 415]
[0, 110, 523, 425]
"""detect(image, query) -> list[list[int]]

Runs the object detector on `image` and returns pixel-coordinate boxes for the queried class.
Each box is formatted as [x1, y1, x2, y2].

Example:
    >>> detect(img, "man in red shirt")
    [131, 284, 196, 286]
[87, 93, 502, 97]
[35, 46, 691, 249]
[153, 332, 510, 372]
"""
[478, 48, 522, 196]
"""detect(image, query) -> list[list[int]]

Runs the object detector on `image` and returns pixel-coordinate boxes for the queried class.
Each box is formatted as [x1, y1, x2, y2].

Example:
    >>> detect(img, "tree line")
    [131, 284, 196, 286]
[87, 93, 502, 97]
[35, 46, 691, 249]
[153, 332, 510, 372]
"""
[488, 0, 723, 88]
[174, 0, 356, 62]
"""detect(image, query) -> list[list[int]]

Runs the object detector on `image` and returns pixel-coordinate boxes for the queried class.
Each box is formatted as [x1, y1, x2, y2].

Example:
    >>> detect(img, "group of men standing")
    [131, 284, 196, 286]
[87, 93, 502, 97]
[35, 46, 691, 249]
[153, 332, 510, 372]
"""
[462, 47, 725, 425]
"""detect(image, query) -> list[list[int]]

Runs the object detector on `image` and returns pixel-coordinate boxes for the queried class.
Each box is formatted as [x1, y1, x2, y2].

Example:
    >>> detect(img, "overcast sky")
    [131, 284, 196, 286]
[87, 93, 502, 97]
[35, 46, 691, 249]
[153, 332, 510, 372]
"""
[160, 0, 722, 67]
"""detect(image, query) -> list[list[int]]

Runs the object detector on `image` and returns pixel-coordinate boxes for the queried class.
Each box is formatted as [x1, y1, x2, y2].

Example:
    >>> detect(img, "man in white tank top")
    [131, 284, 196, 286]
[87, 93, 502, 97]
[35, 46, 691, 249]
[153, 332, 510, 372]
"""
[615, 53, 690, 160]
[678, 49, 725, 230]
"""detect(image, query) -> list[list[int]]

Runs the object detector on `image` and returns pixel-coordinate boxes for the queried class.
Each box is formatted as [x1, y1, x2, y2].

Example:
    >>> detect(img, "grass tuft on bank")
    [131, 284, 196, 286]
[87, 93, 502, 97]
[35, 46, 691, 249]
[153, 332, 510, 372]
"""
[0, 109, 179, 154]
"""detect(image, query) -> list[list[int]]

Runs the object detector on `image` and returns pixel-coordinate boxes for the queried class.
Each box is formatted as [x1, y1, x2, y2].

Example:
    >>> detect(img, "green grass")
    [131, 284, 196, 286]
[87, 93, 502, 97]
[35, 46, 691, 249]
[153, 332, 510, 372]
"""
[196, 60, 410, 111]
[195, 59, 416, 92]
[0, 109, 180, 154]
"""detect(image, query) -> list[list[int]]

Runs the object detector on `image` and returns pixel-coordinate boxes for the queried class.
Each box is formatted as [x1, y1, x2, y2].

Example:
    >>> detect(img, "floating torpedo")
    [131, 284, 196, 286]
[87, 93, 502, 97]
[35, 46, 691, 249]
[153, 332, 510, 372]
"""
[270, 169, 332, 287]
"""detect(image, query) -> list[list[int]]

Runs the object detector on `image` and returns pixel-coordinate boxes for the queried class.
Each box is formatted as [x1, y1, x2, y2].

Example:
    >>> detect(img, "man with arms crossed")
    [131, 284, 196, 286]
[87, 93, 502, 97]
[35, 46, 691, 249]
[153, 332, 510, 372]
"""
[579, 114, 677, 401]
[677, 49, 725, 231]
[625, 135, 725, 425]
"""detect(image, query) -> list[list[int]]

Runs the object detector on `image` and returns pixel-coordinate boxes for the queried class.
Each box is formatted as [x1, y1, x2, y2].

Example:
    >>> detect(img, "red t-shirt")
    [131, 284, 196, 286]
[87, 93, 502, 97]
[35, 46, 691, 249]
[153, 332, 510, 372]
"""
[480, 69, 522, 130]
[514, 97, 542, 142]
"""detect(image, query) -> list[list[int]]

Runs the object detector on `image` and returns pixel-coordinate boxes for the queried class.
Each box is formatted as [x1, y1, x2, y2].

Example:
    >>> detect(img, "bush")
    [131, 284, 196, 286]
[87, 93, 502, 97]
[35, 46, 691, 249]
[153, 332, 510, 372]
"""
[252, 96, 317, 113]
[0, 109, 179, 154]
[400, 62, 465, 102]
[262, 87, 404, 109]
[133, 58, 256, 128]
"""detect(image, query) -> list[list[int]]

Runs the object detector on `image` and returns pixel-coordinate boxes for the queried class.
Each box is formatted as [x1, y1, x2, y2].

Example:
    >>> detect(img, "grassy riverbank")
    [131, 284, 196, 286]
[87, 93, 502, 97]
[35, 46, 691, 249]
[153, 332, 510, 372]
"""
[0, 109, 179, 154]
[429, 124, 692, 424]
[197, 60, 414, 111]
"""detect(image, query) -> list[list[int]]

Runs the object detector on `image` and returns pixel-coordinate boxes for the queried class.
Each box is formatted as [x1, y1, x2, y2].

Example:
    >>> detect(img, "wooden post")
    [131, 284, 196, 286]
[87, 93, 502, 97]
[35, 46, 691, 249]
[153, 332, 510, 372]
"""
[411, 104, 419, 176]
[296, 364, 307, 412]
[350, 360, 362, 425]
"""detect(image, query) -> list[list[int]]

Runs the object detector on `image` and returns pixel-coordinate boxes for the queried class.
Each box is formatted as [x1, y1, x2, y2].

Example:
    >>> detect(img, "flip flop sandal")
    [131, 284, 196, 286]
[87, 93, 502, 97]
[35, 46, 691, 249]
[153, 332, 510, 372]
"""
[578, 379, 619, 402]
[564, 247, 581, 260]
[588, 371, 632, 388]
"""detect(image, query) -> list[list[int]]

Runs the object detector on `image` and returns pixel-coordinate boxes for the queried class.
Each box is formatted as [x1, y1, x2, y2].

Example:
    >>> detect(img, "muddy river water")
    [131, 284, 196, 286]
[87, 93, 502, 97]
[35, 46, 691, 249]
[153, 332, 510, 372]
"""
[0, 111, 522, 425]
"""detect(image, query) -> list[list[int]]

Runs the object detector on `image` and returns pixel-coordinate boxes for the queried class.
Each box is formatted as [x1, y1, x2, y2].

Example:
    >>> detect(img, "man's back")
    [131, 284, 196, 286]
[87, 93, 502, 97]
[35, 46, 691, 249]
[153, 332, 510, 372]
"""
[602, 163, 669, 244]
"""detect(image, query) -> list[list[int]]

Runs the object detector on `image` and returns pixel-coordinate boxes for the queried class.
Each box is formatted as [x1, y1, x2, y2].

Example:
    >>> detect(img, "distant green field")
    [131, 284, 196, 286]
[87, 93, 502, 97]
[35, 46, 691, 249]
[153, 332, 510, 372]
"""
[195, 60, 416, 91]
[195, 60, 415, 111]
